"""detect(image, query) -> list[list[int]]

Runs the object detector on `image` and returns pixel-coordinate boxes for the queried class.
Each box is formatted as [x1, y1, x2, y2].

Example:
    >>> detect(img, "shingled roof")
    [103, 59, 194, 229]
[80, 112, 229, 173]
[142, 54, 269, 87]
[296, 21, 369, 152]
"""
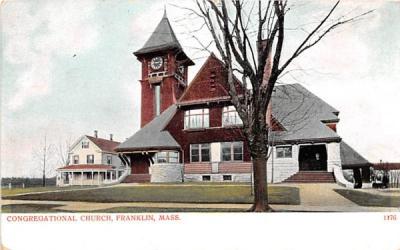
[134, 11, 182, 56]
[340, 141, 371, 168]
[115, 105, 180, 152]
[86, 136, 120, 152]
[271, 84, 341, 143]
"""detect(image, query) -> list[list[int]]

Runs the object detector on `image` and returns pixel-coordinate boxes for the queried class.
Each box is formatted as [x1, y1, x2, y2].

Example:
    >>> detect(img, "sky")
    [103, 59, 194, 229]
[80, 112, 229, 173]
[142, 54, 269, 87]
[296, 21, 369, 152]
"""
[1, 0, 399, 177]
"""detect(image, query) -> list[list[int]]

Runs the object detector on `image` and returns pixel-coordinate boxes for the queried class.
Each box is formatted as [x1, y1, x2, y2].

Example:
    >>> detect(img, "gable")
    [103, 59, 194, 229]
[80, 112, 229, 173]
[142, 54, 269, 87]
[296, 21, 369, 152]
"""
[179, 54, 241, 104]
[70, 136, 101, 154]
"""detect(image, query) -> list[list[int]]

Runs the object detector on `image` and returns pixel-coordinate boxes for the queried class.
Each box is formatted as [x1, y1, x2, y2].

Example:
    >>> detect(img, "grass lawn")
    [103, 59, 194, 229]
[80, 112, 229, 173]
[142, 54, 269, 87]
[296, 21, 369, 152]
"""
[1, 203, 247, 213]
[335, 189, 400, 207]
[3, 185, 300, 205]
[1, 185, 96, 196]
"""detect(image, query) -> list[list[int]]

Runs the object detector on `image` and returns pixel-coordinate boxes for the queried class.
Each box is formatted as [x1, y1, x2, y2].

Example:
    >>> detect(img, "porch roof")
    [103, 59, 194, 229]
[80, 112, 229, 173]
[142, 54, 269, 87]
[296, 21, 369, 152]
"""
[340, 141, 371, 168]
[58, 164, 114, 171]
[115, 105, 180, 152]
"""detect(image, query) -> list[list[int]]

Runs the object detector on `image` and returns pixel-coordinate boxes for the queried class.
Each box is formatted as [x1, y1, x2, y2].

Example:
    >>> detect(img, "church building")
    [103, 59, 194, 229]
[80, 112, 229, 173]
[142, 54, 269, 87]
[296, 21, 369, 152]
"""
[115, 11, 371, 187]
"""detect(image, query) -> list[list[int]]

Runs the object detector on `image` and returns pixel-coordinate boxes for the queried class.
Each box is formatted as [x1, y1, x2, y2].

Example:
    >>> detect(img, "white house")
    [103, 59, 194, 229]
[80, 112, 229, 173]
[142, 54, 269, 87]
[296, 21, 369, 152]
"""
[56, 131, 129, 186]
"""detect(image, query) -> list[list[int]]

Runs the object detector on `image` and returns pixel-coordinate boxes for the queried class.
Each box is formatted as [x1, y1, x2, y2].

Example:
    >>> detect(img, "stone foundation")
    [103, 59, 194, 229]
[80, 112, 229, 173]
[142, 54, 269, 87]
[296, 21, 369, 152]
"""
[150, 164, 183, 182]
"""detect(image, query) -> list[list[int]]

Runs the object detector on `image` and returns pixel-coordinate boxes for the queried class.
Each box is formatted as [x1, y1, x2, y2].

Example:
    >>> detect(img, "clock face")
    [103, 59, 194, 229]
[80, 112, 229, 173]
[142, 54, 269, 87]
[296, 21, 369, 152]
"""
[151, 56, 163, 70]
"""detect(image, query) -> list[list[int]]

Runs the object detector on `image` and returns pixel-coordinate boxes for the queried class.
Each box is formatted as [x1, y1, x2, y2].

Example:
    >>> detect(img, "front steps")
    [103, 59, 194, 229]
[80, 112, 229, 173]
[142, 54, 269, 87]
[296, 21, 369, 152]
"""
[283, 171, 336, 183]
[122, 174, 151, 183]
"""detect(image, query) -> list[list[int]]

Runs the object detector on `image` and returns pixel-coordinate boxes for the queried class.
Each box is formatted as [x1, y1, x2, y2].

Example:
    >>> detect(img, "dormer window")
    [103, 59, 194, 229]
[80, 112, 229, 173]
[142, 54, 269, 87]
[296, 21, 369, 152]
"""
[184, 109, 209, 129]
[222, 106, 243, 126]
[82, 141, 89, 148]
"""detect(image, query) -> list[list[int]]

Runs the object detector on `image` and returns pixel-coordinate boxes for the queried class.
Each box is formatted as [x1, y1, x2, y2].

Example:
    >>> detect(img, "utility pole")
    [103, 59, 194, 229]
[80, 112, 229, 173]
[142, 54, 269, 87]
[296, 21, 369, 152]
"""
[42, 136, 47, 187]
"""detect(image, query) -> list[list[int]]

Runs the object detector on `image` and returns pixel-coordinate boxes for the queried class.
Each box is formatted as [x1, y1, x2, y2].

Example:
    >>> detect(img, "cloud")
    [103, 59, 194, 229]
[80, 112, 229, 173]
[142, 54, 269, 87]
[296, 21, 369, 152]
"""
[2, 0, 99, 111]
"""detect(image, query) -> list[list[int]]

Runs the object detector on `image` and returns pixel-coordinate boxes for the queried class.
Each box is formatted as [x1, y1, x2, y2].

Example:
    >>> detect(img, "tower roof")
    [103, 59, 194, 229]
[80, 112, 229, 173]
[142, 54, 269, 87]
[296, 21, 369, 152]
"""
[134, 11, 183, 56]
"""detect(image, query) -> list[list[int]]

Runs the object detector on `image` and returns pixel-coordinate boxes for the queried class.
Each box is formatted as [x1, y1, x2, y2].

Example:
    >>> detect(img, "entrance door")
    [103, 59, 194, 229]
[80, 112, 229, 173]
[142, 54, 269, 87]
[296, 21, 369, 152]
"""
[130, 154, 150, 174]
[299, 145, 327, 171]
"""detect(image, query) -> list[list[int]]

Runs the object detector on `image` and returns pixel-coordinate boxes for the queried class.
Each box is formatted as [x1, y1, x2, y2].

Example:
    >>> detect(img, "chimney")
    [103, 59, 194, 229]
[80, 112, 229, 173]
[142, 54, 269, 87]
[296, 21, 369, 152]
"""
[110, 134, 113, 141]
[94, 130, 98, 138]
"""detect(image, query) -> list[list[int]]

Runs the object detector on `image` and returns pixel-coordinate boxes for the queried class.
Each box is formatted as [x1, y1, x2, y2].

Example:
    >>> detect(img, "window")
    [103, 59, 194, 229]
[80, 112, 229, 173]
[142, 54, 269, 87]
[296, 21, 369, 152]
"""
[73, 155, 79, 164]
[184, 109, 209, 129]
[223, 175, 232, 181]
[82, 141, 89, 148]
[106, 155, 112, 165]
[154, 85, 161, 116]
[190, 144, 210, 162]
[222, 106, 242, 126]
[276, 146, 292, 158]
[202, 175, 211, 181]
[87, 154, 94, 164]
[154, 151, 179, 163]
[221, 142, 243, 161]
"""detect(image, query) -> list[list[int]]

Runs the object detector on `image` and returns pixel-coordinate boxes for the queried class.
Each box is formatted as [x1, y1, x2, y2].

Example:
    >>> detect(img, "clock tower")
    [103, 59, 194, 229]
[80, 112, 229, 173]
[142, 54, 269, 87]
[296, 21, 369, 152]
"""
[134, 10, 194, 128]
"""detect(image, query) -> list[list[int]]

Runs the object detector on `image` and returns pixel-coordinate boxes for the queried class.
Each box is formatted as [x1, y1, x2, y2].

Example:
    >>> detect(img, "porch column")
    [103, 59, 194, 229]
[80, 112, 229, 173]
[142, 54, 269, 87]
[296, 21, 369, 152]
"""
[91, 171, 94, 185]
[81, 171, 83, 186]
[327, 142, 341, 172]
[97, 171, 100, 185]
[71, 171, 74, 185]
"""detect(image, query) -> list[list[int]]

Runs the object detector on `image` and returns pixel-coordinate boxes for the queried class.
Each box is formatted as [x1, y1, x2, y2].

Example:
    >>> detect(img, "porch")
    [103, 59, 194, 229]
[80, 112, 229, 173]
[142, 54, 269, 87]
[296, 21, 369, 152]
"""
[56, 164, 123, 186]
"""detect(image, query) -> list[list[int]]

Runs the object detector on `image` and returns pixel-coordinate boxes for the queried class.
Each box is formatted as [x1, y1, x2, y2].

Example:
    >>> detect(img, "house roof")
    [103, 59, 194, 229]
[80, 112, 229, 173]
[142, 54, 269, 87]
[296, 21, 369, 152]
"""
[134, 11, 181, 56]
[86, 136, 120, 152]
[115, 105, 180, 152]
[58, 164, 114, 171]
[270, 84, 341, 143]
[340, 141, 371, 168]
[373, 163, 400, 170]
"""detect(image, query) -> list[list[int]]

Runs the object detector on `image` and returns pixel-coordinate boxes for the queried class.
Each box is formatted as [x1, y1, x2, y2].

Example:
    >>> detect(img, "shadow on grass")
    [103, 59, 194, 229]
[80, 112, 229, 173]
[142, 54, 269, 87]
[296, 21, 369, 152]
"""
[1, 204, 68, 213]
[3, 185, 300, 205]
[334, 189, 400, 207]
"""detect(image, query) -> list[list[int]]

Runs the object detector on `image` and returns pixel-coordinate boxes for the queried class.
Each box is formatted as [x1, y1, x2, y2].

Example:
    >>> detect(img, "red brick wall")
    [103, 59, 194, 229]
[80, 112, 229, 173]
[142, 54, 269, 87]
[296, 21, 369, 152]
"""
[138, 51, 188, 128]
[165, 104, 251, 163]
[180, 54, 243, 103]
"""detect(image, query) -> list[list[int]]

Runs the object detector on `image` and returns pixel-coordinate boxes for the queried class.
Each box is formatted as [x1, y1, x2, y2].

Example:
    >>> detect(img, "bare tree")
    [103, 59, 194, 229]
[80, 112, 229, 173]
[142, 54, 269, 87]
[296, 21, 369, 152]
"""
[33, 135, 56, 187]
[56, 138, 73, 167]
[191, 0, 372, 211]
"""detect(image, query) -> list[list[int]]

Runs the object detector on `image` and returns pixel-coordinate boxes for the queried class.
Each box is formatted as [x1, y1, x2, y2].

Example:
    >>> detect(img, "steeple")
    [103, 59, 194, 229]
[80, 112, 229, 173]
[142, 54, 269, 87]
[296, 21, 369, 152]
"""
[163, 5, 167, 18]
[134, 11, 182, 56]
[133, 11, 195, 128]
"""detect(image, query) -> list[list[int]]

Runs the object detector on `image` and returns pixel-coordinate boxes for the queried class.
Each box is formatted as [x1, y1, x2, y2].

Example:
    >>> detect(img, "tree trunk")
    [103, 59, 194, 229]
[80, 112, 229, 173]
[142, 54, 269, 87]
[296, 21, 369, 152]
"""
[248, 130, 273, 212]
[250, 155, 272, 212]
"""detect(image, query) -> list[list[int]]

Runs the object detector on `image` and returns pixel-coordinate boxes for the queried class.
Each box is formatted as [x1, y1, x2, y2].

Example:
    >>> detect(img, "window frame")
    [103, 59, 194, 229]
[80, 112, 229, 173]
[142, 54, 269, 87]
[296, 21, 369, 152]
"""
[276, 146, 292, 159]
[184, 108, 210, 129]
[222, 106, 243, 127]
[87, 154, 94, 164]
[202, 175, 211, 181]
[82, 141, 89, 149]
[154, 84, 161, 116]
[221, 141, 244, 162]
[154, 151, 179, 164]
[223, 175, 232, 181]
[73, 155, 79, 164]
[106, 155, 112, 165]
[190, 144, 210, 163]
